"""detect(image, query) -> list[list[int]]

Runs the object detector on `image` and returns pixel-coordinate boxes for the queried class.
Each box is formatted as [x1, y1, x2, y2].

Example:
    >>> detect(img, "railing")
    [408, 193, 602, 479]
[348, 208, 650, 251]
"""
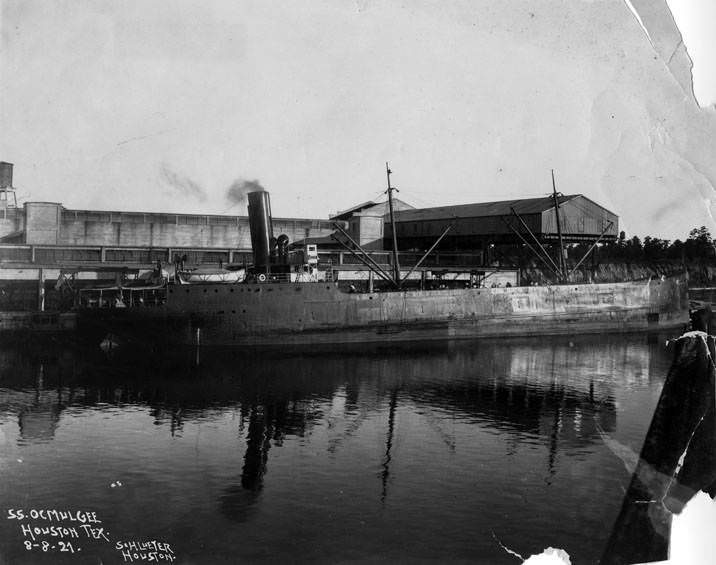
[0, 244, 253, 267]
[319, 250, 484, 268]
[245, 270, 335, 284]
[0, 244, 484, 269]
[77, 286, 168, 309]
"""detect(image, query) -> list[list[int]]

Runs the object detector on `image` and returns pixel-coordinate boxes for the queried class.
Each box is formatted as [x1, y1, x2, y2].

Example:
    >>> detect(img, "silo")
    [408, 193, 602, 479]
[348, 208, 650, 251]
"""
[0, 162, 13, 188]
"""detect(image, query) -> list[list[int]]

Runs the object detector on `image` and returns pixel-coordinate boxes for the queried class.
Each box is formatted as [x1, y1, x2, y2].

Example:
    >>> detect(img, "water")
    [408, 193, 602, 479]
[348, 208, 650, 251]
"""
[0, 333, 676, 564]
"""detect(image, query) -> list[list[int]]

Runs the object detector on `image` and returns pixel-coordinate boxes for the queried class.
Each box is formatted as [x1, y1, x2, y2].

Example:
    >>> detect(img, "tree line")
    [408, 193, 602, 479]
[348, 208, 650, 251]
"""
[579, 226, 715, 262]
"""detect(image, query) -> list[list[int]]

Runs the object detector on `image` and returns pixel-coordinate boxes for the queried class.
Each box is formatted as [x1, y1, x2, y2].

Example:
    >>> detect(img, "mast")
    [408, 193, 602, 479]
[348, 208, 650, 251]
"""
[386, 163, 401, 289]
[551, 169, 566, 281]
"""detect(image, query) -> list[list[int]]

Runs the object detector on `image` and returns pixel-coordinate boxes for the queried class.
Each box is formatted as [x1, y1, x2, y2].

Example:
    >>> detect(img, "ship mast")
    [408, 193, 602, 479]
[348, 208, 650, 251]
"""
[551, 169, 566, 282]
[385, 163, 401, 289]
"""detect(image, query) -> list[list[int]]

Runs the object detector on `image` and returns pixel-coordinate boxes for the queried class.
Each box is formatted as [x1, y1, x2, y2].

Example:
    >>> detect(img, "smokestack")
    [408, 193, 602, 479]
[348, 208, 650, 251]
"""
[247, 190, 274, 270]
[0, 162, 13, 188]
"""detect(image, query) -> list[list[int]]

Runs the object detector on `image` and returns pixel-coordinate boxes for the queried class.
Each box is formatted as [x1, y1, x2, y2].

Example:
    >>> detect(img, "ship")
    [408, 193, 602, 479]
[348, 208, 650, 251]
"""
[75, 177, 690, 348]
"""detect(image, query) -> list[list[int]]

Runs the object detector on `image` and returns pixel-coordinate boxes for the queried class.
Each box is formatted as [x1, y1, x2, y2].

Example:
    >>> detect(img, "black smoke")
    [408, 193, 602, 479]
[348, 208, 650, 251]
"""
[225, 179, 265, 206]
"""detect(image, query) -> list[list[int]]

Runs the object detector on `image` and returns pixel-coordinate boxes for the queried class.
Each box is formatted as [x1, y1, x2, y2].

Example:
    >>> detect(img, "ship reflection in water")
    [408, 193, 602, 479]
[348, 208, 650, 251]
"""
[0, 334, 710, 563]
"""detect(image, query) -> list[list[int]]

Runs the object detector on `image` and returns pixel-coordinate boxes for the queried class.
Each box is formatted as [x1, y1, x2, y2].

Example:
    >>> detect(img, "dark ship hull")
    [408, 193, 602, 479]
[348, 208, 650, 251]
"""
[78, 274, 689, 347]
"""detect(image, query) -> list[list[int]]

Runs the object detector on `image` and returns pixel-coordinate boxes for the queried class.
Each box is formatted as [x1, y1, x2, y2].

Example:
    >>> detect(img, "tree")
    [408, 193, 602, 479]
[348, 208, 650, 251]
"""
[688, 226, 712, 242]
[667, 239, 684, 260]
[624, 236, 643, 261]
[685, 226, 715, 259]
[643, 236, 670, 261]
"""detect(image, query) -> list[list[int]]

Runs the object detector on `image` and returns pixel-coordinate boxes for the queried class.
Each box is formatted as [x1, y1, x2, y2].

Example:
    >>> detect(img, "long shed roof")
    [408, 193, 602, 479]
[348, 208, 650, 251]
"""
[331, 198, 414, 220]
[330, 200, 377, 220]
[393, 195, 581, 222]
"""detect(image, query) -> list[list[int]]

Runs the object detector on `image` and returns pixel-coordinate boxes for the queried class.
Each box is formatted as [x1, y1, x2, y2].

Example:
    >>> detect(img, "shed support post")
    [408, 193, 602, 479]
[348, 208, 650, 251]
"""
[37, 268, 44, 312]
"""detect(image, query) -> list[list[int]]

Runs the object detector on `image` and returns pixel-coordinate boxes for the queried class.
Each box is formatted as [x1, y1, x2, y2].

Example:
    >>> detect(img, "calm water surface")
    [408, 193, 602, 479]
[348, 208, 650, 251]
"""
[0, 334, 675, 564]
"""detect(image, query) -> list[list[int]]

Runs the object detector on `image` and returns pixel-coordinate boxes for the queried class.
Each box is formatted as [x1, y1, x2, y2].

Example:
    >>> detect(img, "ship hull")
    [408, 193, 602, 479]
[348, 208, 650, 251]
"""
[77, 275, 690, 347]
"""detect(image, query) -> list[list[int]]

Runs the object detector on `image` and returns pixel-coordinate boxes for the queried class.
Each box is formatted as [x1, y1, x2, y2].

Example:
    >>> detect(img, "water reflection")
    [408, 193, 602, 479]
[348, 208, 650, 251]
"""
[1, 339, 629, 452]
[0, 335, 673, 563]
[381, 387, 399, 503]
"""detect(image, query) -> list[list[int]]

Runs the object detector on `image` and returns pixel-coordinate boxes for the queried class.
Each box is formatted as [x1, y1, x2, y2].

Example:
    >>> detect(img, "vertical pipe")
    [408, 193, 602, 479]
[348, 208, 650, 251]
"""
[386, 163, 401, 289]
[37, 268, 44, 312]
[551, 169, 566, 280]
[247, 191, 274, 272]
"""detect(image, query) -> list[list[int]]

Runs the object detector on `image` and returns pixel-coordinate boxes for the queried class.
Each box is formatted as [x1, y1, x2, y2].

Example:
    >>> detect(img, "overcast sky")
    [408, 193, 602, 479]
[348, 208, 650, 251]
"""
[1, 0, 715, 241]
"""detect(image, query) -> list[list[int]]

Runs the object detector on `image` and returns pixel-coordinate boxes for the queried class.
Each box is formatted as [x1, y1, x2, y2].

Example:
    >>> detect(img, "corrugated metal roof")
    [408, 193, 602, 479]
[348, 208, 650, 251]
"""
[392, 194, 579, 222]
[331, 198, 414, 220]
[330, 201, 377, 220]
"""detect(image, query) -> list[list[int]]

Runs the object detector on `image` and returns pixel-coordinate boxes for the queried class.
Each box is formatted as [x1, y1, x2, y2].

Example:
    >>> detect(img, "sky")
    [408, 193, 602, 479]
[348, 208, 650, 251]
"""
[1, 0, 716, 241]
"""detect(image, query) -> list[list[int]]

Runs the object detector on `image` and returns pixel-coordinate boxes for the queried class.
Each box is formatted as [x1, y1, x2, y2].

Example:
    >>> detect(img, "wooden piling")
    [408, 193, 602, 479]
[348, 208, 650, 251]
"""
[601, 331, 716, 564]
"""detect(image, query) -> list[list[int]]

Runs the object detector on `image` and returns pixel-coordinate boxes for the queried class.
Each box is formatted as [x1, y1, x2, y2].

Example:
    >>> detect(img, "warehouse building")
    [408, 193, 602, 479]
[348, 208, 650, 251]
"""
[385, 194, 618, 253]
[329, 198, 414, 250]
